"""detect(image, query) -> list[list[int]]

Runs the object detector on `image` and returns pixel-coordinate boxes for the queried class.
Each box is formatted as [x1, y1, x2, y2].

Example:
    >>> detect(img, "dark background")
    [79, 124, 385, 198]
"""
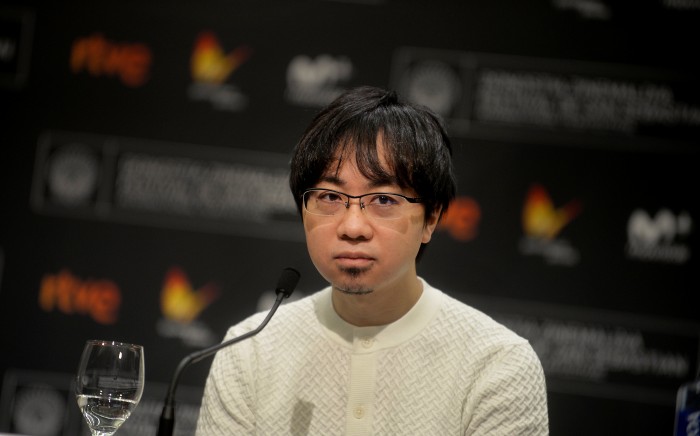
[1, 0, 698, 435]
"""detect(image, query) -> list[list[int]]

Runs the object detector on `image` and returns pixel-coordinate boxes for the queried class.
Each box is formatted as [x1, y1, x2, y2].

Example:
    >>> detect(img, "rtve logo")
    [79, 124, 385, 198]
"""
[38, 269, 121, 324]
[70, 33, 152, 87]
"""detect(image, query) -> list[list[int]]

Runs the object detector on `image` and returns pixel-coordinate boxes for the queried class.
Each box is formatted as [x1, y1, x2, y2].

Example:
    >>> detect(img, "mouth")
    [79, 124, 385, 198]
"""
[334, 252, 375, 268]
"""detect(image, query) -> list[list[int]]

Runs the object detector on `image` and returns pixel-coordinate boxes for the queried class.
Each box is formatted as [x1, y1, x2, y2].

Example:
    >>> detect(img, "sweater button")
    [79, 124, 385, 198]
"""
[353, 405, 365, 419]
[361, 338, 373, 348]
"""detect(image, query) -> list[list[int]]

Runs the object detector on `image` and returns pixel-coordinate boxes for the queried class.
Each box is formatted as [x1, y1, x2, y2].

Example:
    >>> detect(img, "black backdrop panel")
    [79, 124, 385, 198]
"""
[1, 1, 698, 435]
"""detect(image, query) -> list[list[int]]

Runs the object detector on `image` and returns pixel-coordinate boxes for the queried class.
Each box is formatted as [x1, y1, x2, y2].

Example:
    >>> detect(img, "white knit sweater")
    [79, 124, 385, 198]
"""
[195, 279, 549, 435]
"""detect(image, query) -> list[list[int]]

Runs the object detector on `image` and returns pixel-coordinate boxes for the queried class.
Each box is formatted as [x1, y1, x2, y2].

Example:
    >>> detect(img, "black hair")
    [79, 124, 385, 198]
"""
[289, 85, 456, 223]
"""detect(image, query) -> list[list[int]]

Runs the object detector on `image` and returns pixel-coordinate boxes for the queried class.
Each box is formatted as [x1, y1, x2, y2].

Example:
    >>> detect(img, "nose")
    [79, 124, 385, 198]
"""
[337, 198, 373, 240]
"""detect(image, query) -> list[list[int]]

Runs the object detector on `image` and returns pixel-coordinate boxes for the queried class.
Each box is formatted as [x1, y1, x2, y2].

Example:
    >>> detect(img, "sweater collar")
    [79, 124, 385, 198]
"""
[315, 278, 443, 351]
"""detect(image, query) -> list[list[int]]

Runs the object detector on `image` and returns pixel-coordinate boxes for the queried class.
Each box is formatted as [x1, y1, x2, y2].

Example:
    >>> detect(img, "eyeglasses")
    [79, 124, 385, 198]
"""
[302, 188, 423, 220]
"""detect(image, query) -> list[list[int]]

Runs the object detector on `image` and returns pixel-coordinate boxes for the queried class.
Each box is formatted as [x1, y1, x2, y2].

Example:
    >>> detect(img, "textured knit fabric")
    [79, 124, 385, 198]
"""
[195, 279, 549, 435]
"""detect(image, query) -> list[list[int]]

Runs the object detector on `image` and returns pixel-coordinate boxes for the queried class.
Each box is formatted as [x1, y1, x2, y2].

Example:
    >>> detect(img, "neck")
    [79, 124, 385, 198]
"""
[331, 276, 423, 327]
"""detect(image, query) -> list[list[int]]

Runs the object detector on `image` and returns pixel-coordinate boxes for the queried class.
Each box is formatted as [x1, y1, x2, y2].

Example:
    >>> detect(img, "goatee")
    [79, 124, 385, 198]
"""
[336, 266, 374, 295]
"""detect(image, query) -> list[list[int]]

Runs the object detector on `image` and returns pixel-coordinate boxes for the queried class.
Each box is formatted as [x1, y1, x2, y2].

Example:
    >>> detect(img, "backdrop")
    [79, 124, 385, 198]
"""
[0, 1, 698, 435]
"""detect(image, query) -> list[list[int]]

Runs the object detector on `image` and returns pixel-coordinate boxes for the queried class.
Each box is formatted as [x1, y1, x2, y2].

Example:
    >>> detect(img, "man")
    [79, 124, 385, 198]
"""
[196, 86, 549, 435]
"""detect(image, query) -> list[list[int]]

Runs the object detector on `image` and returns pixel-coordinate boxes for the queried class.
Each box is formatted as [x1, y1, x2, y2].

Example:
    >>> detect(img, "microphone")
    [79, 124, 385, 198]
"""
[156, 267, 300, 436]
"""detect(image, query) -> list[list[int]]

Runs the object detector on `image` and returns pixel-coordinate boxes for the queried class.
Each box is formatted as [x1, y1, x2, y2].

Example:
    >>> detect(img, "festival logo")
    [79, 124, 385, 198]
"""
[45, 143, 100, 206]
[38, 269, 122, 324]
[390, 47, 469, 131]
[156, 266, 220, 347]
[626, 208, 692, 264]
[285, 53, 354, 107]
[518, 183, 582, 265]
[0, 370, 83, 436]
[438, 196, 481, 242]
[187, 31, 252, 111]
[395, 58, 463, 118]
[70, 33, 151, 87]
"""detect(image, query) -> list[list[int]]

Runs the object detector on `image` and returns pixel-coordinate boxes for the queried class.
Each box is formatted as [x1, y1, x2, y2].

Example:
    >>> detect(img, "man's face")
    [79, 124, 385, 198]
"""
[302, 139, 440, 298]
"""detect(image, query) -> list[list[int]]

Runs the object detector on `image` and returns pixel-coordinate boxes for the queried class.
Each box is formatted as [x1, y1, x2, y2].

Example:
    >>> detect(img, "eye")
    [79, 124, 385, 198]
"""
[367, 194, 400, 207]
[317, 191, 345, 203]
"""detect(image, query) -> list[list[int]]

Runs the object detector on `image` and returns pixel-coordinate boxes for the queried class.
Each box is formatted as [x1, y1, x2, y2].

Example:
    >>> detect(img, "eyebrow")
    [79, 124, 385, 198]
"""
[318, 175, 343, 185]
[317, 174, 398, 190]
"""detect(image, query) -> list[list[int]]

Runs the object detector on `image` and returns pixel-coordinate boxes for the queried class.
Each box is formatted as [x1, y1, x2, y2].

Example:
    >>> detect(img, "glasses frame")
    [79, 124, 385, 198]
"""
[302, 188, 423, 220]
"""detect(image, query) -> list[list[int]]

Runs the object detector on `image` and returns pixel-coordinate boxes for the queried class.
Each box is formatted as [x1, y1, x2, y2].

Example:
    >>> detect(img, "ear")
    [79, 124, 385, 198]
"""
[421, 207, 442, 244]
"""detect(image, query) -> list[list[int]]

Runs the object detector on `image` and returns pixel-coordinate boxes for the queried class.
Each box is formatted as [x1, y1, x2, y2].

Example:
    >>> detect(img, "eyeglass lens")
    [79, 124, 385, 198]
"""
[304, 191, 409, 220]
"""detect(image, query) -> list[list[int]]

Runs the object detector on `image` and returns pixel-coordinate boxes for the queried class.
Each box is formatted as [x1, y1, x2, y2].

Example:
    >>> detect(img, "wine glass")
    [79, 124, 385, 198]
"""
[75, 340, 145, 436]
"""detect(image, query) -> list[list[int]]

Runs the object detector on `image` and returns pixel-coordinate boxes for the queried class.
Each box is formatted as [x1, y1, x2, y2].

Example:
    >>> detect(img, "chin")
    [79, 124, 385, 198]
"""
[336, 287, 374, 296]
[328, 268, 375, 295]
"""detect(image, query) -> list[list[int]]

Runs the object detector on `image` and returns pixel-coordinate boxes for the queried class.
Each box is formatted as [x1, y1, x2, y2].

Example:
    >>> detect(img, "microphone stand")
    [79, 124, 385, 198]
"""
[156, 268, 299, 436]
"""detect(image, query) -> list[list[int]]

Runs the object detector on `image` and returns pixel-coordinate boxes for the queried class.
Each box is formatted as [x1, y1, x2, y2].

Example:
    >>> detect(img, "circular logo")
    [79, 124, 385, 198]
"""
[12, 384, 65, 436]
[46, 144, 99, 205]
[402, 60, 462, 116]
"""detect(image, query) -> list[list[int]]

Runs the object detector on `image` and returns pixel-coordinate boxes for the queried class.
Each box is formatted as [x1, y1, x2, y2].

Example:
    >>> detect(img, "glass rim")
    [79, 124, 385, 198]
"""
[302, 188, 423, 220]
[302, 188, 422, 203]
[85, 339, 143, 349]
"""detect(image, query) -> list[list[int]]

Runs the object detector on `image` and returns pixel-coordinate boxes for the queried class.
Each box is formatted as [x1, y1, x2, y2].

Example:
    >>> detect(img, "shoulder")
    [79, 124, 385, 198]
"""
[422, 282, 537, 363]
[433, 287, 526, 343]
[425, 285, 547, 395]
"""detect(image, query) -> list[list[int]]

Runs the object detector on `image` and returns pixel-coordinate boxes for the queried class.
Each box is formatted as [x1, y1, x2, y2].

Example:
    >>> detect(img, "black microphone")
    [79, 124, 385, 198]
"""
[156, 267, 300, 436]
